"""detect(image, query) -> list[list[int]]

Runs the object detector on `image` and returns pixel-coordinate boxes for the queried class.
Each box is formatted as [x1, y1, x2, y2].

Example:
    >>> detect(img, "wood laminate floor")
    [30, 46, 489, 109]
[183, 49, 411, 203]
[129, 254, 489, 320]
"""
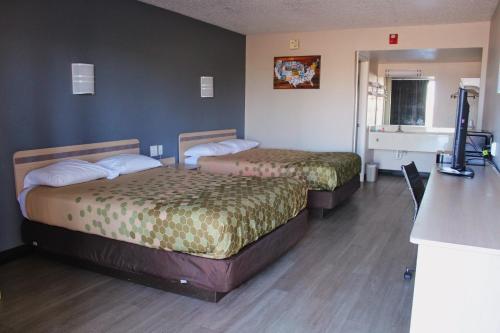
[0, 176, 416, 333]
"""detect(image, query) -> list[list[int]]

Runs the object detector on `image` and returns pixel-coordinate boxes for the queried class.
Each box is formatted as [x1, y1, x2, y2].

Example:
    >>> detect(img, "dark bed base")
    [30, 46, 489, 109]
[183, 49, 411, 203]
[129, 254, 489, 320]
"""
[307, 175, 360, 215]
[21, 209, 308, 302]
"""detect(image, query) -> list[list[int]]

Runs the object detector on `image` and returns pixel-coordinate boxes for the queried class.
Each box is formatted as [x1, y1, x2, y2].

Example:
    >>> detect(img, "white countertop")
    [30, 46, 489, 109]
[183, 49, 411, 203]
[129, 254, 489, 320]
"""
[410, 164, 500, 255]
[370, 126, 455, 134]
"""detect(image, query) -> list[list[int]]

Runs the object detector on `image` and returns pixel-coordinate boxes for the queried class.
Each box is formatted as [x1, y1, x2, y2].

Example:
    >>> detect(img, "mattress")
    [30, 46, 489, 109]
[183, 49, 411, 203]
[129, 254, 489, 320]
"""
[198, 148, 361, 191]
[23, 167, 307, 259]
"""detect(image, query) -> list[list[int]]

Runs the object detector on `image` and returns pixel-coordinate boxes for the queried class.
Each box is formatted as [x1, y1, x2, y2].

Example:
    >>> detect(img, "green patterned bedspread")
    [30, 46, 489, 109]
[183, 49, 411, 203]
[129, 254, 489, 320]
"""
[199, 149, 362, 191]
[25, 167, 307, 259]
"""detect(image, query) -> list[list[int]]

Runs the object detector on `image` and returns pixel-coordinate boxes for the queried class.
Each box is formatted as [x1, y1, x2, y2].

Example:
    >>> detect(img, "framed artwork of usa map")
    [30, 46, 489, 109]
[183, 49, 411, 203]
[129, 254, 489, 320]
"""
[273, 55, 321, 89]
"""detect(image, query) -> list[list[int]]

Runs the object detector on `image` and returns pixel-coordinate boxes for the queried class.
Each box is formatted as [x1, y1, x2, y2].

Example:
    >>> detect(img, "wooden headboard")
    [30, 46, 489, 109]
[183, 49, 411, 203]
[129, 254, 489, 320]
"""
[13, 139, 140, 196]
[178, 129, 237, 163]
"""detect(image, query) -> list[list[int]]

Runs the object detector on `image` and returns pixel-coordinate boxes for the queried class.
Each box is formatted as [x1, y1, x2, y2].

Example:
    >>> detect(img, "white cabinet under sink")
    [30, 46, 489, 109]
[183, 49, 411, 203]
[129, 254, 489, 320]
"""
[367, 129, 455, 173]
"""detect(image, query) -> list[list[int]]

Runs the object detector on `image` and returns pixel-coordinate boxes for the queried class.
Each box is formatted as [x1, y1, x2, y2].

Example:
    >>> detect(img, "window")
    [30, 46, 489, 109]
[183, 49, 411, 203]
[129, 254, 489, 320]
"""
[390, 80, 429, 126]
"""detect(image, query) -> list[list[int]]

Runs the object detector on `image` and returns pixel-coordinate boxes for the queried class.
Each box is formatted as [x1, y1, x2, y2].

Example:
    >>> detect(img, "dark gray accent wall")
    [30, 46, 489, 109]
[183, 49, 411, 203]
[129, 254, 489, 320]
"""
[0, 0, 245, 251]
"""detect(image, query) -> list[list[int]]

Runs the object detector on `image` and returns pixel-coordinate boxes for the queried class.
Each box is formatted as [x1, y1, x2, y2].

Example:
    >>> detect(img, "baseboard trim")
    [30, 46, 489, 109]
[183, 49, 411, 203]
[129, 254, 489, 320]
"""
[0, 244, 32, 265]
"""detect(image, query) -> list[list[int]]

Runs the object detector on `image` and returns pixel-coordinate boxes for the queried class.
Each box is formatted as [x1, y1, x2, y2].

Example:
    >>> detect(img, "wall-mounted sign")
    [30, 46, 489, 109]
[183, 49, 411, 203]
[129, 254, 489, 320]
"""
[273, 55, 321, 89]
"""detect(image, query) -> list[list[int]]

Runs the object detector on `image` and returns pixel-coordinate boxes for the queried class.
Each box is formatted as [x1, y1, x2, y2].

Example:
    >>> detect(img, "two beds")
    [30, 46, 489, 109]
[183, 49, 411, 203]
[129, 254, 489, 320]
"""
[179, 129, 362, 214]
[15, 134, 361, 301]
[14, 139, 308, 301]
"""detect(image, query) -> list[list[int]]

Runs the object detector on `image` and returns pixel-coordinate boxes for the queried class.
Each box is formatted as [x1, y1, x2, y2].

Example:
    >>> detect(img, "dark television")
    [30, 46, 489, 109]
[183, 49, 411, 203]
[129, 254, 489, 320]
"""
[438, 87, 474, 178]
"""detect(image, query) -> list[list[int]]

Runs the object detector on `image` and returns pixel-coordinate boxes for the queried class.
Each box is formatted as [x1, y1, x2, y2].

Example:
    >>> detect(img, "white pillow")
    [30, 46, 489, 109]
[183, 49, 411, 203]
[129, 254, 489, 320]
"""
[184, 142, 233, 157]
[219, 139, 259, 153]
[96, 154, 162, 175]
[23, 159, 117, 189]
[184, 156, 199, 165]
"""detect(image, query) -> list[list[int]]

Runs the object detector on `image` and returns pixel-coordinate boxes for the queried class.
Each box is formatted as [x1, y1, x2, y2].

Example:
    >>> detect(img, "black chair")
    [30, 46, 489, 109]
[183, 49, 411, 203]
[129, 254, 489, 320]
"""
[401, 162, 426, 280]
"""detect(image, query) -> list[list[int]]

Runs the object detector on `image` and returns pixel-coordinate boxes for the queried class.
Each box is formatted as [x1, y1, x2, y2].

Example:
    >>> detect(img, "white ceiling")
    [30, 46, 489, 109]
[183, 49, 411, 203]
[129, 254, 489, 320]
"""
[139, 0, 498, 35]
[359, 48, 483, 64]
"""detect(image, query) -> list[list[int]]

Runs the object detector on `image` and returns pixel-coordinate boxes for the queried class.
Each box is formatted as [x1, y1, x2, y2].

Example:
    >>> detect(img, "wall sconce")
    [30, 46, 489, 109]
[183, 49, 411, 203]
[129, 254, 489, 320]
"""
[200, 76, 214, 98]
[72, 63, 94, 95]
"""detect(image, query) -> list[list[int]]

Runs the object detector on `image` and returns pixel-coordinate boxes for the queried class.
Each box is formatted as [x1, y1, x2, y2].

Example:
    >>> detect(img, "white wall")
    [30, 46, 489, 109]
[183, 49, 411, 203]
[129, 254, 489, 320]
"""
[378, 62, 482, 128]
[245, 22, 490, 152]
[483, 2, 500, 166]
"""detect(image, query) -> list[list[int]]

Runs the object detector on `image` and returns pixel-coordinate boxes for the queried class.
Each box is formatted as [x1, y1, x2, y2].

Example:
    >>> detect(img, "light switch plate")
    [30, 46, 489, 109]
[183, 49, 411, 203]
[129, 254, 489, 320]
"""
[158, 145, 163, 156]
[150, 145, 158, 157]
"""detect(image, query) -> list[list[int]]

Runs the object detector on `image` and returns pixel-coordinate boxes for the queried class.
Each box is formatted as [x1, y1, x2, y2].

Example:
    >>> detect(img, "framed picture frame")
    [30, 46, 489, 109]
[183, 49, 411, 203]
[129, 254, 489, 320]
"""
[273, 55, 321, 89]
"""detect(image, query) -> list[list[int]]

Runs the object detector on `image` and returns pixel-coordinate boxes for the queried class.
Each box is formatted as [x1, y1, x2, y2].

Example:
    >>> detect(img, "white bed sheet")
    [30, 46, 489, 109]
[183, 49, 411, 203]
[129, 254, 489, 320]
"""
[18, 187, 34, 219]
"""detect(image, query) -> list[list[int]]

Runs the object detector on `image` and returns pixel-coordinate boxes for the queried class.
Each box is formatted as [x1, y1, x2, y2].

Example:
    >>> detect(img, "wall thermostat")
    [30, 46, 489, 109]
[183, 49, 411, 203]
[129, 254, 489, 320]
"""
[289, 39, 300, 50]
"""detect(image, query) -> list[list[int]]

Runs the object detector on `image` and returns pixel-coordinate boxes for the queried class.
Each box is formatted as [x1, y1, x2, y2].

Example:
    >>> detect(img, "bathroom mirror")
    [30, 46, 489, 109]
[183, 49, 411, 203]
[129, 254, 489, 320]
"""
[358, 48, 483, 129]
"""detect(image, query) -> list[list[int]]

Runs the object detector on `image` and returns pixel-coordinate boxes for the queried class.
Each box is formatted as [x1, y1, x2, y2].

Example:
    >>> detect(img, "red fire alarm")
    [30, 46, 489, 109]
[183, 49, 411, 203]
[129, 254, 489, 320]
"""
[389, 33, 398, 45]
